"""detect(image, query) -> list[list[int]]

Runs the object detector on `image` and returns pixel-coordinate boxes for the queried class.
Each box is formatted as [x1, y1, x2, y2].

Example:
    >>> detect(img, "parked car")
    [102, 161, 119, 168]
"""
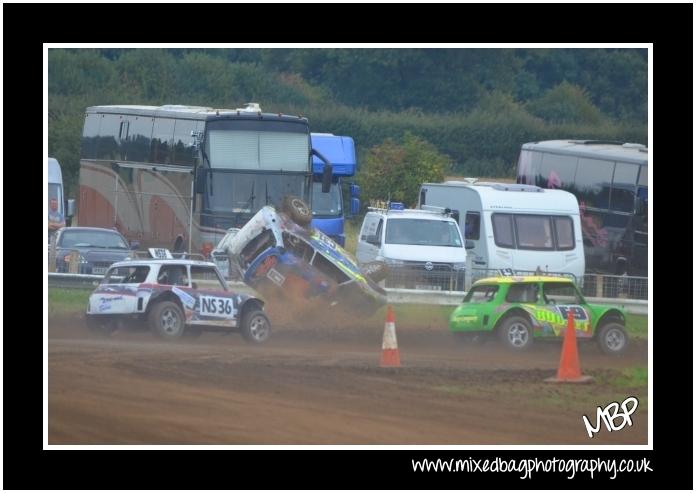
[355, 202, 467, 290]
[86, 258, 270, 343]
[53, 227, 134, 274]
[449, 275, 629, 355]
[222, 200, 387, 315]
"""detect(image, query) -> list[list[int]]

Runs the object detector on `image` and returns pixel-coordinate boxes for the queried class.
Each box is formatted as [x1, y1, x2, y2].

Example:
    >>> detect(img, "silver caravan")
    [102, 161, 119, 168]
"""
[419, 181, 585, 280]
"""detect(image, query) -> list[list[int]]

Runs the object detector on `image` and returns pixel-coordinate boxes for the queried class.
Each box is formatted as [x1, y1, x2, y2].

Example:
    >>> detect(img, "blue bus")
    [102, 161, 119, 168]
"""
[310, 134, 360, 247]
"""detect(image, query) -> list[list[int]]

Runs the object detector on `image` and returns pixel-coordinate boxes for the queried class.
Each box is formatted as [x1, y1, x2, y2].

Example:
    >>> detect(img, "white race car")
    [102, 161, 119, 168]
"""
[85, 257, 270, 343]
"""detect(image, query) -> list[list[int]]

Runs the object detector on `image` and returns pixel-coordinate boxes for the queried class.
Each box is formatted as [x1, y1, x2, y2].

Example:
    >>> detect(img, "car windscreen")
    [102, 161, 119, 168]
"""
[59, 230, 129, 249]
[311, 181, 342, 217]
[207, 171, 308, 214]
[385, 218, 462, 247]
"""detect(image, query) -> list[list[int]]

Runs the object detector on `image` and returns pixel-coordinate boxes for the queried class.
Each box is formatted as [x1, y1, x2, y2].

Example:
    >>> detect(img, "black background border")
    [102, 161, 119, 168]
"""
[4, 2, 692, 490]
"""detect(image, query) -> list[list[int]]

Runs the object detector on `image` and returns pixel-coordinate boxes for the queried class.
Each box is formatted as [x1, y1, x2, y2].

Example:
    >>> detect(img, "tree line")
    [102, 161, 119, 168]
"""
[48, 48, 647, 198]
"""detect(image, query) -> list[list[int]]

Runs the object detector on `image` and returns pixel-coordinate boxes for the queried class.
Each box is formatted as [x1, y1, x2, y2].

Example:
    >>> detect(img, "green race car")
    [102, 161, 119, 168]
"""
[449, 276, 629, 355]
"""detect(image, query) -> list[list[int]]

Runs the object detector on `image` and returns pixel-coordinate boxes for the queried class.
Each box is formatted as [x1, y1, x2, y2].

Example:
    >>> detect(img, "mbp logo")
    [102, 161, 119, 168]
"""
[582, 396, 639, 438]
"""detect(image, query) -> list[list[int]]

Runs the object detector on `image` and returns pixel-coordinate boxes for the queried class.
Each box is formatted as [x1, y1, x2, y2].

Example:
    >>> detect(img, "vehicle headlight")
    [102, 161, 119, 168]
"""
[385, 258, 405, 266]
[63, 254, 87, 264]
[453, 262, 467, 270]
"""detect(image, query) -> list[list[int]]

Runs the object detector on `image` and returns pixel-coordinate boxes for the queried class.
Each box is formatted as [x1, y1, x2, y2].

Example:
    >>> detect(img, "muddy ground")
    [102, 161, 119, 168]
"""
[48, 315, 648, 445]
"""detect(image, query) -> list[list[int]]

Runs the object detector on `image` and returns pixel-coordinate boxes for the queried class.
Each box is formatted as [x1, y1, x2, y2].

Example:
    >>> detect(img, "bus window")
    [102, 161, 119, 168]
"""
[172, 119, 200, 166]
[151, 117, 175, 164]
[610, 162, 639, 213]
[517, 150, 534, 185]
[575, 158, 614, 210]
[539, 153, 578, 190]
[124, 116, 153, 163]
[96, 114, 122, 160]
[81, 113, 101, 159]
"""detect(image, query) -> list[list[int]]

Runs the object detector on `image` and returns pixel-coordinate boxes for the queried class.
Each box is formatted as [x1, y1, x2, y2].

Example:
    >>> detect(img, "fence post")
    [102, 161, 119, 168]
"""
[68, 250, 80, 273]
[596, 274, 604, 298]
[48, 233, 57, 273]
[465, 253, 473, 291]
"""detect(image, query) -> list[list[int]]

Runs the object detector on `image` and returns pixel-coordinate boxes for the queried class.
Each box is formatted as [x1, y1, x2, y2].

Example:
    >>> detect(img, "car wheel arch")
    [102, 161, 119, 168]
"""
[146, 290, 185, 317]
[492, 307, 534, 334]
[594, 309, 626, 337]
[238, 297, 265, 320]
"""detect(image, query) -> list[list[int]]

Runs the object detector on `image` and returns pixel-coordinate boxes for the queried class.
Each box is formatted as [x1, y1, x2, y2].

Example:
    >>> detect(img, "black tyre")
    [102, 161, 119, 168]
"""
[241, 309, 272, 344]
[148, 301, 185, 340]
[361, 261, 389, 283]
[281, 195, 312, 226]
[496, 315, 533, 351]
[596, 322, 628, 355]
[85, 314, 118, 336]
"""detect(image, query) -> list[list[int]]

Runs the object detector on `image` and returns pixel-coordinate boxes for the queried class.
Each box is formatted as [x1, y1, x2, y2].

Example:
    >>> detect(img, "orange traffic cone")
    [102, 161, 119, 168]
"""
[545, 311, 593, 383]
[380, 305, 401, 368]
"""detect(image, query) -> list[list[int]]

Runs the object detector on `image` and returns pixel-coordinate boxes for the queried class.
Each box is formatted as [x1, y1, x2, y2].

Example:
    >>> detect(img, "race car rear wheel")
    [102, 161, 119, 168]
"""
[281, 195, 312, 226]
[497, 316, 533, 351]
[596, 322, 628, 355]
[149, 301, 185, 340]
[241, 310, 272, 344]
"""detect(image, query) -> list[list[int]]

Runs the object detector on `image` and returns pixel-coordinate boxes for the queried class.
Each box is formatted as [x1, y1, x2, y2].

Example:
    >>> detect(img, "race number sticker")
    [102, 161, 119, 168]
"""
[149, 248, 173, 259]
[199, 296, 236, 319]
[557, 305, 589, 321]
[267, 268, 285, 287]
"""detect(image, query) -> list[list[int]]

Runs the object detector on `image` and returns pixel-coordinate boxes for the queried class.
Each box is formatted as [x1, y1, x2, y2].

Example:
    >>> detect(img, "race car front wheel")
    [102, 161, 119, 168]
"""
[149, 301, 185, 340]
[241, 310, 271, 344]
[596, 323, 628, 355]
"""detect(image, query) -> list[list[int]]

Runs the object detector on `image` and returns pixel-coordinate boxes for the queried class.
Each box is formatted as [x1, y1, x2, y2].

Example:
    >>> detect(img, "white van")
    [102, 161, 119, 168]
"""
[48, 157, 76, 242]
[355, 203, 467, 290]
[419, 181, 585, 280]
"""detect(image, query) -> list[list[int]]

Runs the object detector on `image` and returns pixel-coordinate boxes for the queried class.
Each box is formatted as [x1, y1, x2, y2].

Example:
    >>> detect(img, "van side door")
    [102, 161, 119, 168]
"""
[356, 214, 381, 263]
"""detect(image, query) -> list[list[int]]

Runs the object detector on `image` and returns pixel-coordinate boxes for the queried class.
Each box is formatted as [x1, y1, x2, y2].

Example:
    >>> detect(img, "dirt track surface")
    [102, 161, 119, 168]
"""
[48, 319, 648, 445]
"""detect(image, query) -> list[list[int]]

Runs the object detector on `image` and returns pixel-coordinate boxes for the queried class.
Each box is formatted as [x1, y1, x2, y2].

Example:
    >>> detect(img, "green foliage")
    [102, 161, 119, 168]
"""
[357, 132, 451, 207]
[48, 48, 647, 199]
[527, 81, 605, 124]
[48, 288, 91, 317]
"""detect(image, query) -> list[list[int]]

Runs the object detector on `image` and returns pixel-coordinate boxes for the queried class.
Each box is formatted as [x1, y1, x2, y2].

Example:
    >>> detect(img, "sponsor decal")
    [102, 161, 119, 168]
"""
[171, 286, 196, 310]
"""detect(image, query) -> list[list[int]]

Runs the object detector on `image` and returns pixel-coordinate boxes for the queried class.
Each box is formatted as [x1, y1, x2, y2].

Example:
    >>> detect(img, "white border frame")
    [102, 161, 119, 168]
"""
[43, 43, 652, 451]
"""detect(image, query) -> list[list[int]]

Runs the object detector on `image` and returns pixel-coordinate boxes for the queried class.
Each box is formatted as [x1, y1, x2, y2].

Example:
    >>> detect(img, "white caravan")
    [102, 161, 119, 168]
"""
[419, 181, 585, 280]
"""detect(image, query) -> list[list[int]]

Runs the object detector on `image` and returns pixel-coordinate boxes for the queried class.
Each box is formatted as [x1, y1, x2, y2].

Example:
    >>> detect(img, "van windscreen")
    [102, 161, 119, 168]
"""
[385, 219, 462, 247]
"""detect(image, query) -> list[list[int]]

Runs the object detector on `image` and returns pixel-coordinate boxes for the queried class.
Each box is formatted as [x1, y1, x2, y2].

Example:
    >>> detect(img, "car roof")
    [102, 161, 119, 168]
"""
[474, 276, 575, 285]
[366, 209, 458, 221]
[109, 259, 218, 268]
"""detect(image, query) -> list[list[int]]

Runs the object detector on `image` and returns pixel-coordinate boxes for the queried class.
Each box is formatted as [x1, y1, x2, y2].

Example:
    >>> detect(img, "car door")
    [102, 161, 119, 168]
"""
[185, 265, 240, 327]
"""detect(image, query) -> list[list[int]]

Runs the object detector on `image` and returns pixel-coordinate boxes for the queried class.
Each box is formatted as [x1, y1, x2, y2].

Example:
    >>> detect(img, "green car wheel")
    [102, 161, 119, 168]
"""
[497, 316, 533, 351]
